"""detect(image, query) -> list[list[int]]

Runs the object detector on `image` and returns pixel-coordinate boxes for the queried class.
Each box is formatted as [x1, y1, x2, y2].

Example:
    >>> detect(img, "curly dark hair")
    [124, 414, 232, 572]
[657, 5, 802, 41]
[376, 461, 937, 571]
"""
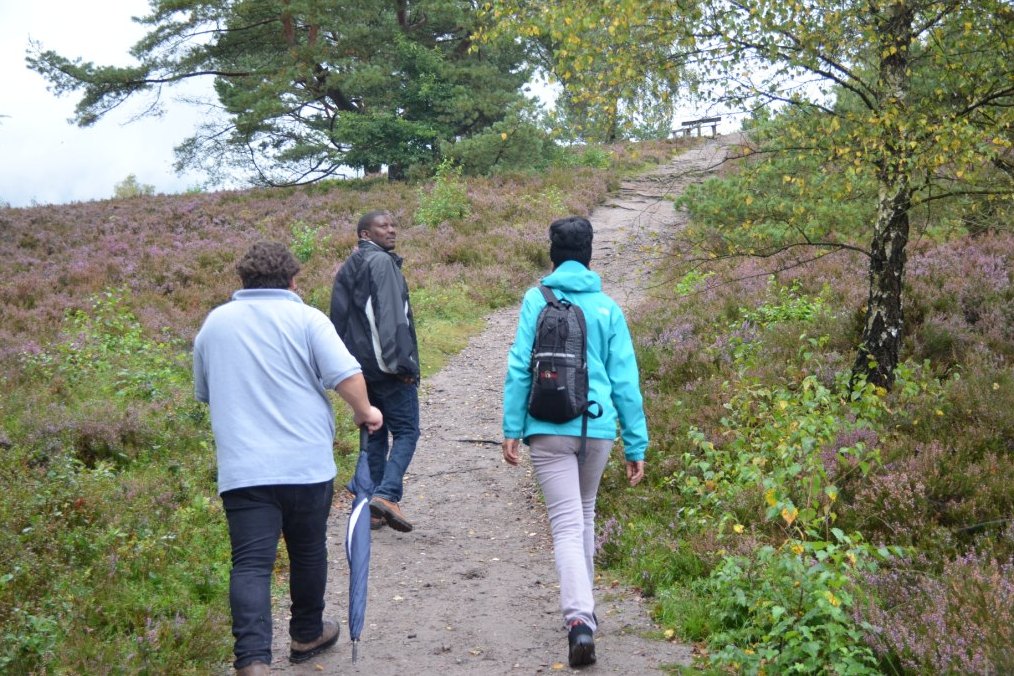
[235, 241, 301, 289]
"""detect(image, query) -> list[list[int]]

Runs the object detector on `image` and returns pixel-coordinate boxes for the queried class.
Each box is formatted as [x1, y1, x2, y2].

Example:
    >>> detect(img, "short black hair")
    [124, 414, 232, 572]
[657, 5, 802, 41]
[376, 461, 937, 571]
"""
[357, 210, 393, 237]
[549, 216, 593, 268]
[235, 241, 301, 289]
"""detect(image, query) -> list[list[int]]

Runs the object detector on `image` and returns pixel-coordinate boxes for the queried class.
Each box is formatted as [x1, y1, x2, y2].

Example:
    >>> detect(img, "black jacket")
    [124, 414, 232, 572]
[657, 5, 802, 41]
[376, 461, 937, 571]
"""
[330, 240, 420, 382]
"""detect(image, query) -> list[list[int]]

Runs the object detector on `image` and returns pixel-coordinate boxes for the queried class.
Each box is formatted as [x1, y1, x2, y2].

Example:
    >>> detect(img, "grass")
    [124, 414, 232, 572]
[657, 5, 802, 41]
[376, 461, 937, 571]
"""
[0, 138, 681, 671]
[3, 129, 1008, 672]
[594, 176, 1013, 671]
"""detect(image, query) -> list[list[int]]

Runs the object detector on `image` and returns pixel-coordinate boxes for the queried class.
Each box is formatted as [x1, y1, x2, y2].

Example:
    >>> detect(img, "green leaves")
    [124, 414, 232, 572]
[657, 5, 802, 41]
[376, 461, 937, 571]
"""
[414, 159, 472, 227]
[28, 0, 533, 185]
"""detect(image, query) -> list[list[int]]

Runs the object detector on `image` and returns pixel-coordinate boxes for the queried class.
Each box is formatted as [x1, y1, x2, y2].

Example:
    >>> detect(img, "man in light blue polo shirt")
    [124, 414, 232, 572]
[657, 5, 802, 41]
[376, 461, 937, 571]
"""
[194, 241, 382, 676]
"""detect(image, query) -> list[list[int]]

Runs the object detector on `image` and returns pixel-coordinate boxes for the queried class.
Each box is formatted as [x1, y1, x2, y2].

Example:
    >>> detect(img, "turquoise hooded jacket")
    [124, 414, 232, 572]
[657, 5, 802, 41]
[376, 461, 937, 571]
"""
[502, 260, 649, 462]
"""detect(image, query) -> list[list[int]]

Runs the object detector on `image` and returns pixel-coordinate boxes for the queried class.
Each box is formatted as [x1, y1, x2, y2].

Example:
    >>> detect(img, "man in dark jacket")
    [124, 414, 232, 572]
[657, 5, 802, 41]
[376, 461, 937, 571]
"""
[330, 210, 420, 532]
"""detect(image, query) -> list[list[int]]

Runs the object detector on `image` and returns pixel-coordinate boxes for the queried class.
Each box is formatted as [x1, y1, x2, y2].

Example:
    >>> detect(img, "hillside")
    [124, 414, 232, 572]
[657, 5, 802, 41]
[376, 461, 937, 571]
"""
[1, 135, 1012, 674]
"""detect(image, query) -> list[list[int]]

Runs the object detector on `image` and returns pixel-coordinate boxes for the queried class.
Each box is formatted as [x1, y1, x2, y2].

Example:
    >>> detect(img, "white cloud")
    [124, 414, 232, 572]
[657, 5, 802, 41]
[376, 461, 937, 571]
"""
[0, 1, 213, 207]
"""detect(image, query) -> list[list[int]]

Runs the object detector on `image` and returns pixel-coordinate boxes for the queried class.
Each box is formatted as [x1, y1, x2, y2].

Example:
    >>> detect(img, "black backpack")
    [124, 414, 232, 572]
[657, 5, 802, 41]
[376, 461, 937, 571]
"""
[527, 286, 601, 456]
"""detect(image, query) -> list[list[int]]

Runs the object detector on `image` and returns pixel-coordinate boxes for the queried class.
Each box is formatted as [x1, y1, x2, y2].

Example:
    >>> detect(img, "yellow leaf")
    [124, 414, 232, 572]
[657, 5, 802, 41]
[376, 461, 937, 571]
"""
[745, 195, 753, 205]
[791, 543, 804, 555]
[552, 662, 566, 670]
[781, 506, 798, 525]
[733, 524, 745, 534]
[664, 629, 676, 639]
[765, 489, 777, 507]
[500, 132, 508, 141]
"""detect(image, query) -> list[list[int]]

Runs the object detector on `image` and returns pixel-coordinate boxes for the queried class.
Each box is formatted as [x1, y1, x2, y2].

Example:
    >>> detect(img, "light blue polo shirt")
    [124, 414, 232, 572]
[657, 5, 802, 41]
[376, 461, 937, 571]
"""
[193, 289, 362, 493]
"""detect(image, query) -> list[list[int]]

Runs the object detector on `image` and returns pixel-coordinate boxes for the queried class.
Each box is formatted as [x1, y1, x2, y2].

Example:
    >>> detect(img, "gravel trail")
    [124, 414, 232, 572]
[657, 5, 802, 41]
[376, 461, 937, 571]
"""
[267, 138, 733, 675]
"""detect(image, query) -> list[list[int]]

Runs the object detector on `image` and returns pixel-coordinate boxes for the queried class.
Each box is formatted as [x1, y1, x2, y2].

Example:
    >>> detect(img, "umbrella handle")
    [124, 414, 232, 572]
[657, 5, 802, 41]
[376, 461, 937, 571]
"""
[359, 424, 369, 453]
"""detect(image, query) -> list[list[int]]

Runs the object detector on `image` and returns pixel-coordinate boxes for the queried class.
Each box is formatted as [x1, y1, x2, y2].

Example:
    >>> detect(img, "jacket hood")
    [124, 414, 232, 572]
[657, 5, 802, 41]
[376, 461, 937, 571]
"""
[540, 260, 601, 294]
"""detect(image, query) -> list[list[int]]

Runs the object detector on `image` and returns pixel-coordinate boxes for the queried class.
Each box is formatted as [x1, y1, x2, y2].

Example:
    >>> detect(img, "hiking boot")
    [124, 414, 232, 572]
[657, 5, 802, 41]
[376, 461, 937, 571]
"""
[568, 622, 596, 668]
[290, 620, 340, 664]
[236, 661, 270, 675]
[369, 496, 413, 532]
[370, 515, 384, 530]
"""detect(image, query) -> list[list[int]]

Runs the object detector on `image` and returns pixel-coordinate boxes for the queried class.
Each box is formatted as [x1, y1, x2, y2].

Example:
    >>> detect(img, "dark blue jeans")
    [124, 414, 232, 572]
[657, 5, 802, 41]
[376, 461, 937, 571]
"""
[366, 377, 420, 503]
[221, 481, 334, 669]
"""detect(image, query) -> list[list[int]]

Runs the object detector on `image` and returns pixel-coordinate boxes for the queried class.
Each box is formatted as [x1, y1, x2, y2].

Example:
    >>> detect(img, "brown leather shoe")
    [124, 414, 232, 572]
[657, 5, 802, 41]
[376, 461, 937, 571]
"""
[370, 515, 384, 530]
[289, 619, 340, 663]
[236, 661, 270, 675]
[369, 496, 413, 532]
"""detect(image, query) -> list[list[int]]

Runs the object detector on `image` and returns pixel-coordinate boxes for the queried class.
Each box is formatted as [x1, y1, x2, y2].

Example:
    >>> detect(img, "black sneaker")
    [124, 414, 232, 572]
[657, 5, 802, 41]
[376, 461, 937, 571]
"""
[568, 622, 596, 668]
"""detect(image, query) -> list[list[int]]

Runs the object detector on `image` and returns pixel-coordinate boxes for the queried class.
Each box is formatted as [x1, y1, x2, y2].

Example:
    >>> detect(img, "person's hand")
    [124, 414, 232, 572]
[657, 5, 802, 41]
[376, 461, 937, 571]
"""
[355, 406, 383, 433]
[626, 460, 645, 487]
[502, 438, 521, 466]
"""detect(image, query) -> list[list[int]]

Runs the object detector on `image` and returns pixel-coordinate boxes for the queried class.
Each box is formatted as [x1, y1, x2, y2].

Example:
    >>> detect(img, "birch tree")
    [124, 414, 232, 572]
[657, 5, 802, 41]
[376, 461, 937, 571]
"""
[485, 0, 1014, 387]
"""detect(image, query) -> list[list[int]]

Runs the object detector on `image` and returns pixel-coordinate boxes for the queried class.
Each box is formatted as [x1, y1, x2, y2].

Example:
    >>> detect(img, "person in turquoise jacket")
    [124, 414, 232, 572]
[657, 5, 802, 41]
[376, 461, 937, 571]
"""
[501, 216, 648, 669]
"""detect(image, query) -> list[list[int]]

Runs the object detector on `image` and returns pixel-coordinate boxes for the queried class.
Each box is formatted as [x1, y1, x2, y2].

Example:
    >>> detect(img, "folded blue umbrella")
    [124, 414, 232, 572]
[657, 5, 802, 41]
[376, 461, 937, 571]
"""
[345, 426, 374, 663]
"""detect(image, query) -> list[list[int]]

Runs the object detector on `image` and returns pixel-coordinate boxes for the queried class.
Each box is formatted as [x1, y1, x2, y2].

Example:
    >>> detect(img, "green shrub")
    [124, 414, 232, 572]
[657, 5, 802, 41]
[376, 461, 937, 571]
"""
[440, 113, 559, 175]
[113, 174, 156, 199]
[700, 535, 885, 674]
[290, 220, 328, 263]
[415, 160, 471, 227]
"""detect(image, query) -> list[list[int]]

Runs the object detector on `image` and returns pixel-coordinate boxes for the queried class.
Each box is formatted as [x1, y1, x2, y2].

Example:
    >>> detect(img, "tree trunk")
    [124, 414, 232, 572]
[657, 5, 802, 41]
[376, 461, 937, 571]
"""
[851, 0, 914, 390]
[853, 182, 911, 388]
[387, 163, 406, 181]
[605, 96, 619, 143]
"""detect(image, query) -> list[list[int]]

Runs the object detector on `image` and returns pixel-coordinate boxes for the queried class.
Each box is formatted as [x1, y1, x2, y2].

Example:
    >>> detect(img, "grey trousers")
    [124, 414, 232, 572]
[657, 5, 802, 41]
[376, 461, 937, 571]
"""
[529, 434, 613, 632]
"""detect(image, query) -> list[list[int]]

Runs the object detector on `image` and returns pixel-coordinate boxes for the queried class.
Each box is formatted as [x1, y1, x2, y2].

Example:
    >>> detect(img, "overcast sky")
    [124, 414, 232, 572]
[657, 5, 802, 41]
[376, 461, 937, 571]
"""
[0, 1, 211, 207]
[0, 3, 741, 209]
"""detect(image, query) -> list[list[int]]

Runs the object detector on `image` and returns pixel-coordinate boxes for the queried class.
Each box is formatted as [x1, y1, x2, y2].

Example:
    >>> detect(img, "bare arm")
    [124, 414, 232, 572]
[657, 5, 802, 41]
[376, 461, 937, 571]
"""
[335, 373, 383, 432]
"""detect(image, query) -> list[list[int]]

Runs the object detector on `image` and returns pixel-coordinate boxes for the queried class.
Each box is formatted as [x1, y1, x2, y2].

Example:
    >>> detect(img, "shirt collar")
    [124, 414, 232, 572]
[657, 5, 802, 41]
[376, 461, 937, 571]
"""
[231, 288, 304, 303]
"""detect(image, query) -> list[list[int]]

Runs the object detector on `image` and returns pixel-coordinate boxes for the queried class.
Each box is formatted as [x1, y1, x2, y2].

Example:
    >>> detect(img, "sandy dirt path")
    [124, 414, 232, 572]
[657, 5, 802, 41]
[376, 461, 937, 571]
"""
[267, 138, 733, 675]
